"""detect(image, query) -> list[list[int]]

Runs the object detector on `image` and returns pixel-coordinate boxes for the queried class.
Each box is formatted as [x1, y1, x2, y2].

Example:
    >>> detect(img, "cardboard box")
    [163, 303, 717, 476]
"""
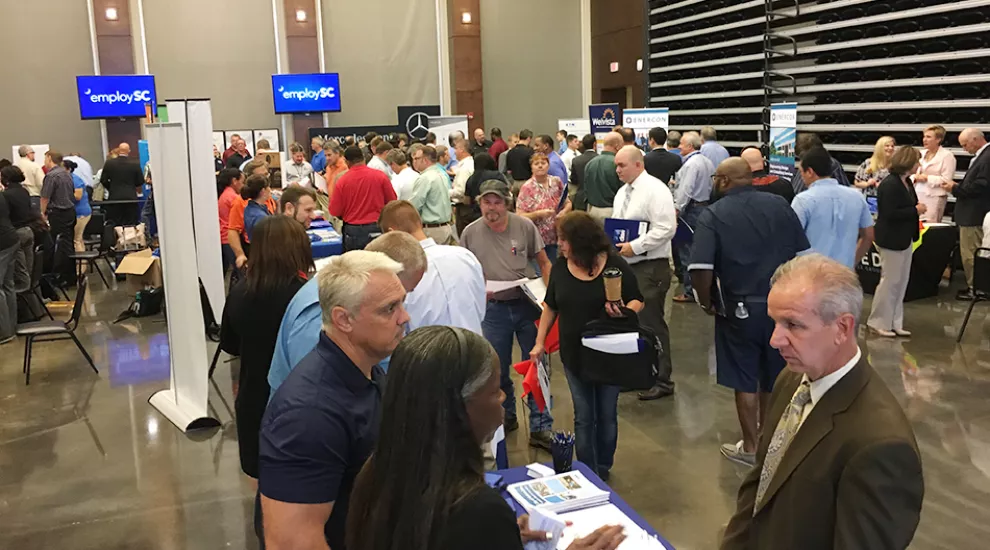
[115, 249, 163, 291]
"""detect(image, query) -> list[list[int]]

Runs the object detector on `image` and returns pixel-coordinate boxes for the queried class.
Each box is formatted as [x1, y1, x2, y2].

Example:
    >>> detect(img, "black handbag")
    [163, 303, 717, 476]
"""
[578, 308, 661, 390]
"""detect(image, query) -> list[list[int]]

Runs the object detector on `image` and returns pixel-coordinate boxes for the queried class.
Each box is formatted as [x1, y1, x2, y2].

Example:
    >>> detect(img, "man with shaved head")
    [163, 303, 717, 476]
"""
[942, 128, 990, 300]
[100, 141, 144, 226]
[741, 147, 794, 203]
[613, 145, 678, 399]
[688, 157, 810, 466]
[583, 132, 625, 224]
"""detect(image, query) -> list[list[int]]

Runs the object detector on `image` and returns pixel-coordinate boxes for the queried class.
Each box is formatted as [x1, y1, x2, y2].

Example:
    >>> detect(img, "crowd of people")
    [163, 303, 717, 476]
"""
[195, 120, 990, 549]
[3, 119, 985, 548]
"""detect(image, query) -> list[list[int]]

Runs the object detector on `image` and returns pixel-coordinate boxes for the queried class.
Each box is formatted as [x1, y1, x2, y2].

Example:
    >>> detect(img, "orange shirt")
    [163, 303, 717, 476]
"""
[228, 195, 277, 243]
[218, 186, 238, 244]
[324, 158, 348, 196]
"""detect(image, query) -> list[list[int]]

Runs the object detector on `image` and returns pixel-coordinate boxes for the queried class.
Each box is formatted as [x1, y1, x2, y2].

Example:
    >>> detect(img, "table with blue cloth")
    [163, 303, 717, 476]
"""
[307, 220, 343, 259]
[494, 461, 674, 549]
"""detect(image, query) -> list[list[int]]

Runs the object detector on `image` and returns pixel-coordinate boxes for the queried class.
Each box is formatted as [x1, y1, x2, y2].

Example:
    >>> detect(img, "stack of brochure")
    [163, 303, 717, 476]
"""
[506, 471, 610, 514]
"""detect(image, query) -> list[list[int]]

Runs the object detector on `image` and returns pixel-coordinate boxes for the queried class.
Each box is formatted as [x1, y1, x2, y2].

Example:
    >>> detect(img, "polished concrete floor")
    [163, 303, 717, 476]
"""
[2, 274, 990, 549]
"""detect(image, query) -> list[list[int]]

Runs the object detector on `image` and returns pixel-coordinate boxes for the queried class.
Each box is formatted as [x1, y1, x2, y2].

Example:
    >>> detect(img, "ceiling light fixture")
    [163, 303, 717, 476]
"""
[105, 7, 118, 21]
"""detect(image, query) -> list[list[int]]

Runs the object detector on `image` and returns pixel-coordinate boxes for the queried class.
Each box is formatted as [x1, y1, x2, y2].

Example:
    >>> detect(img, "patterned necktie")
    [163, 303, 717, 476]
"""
[755, 381, 813, 512]
[620, 184, 633, 218]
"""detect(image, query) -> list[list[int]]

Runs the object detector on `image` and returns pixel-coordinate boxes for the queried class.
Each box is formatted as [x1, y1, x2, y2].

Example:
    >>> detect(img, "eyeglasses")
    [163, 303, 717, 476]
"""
[710, 174, 726, 182]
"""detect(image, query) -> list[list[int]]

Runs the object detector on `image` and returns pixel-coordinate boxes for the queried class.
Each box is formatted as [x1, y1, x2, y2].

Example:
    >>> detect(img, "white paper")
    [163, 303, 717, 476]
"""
[527, 508, 567, 550]
[486, 278, 530, 294]
[581, 333, 640, 355]
[556, 504, 667, 550]
[523, 278, 547, 309]
[536, 355, 551, 412]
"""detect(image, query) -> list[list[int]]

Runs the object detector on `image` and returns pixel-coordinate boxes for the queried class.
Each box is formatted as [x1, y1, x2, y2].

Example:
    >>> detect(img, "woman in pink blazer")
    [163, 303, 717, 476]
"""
[913, 124, 956, 222]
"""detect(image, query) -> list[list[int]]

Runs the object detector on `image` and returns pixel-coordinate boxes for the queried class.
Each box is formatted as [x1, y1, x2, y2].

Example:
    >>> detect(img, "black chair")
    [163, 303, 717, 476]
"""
[16, 276, 98, 385]
[16, 249, 54, 321]
[957, 248, 990, 342]
[67, 223, 115, 289]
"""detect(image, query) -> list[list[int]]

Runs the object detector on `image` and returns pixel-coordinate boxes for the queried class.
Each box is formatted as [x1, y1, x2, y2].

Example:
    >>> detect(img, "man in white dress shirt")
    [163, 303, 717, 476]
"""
[282, 142, 314, 187]
[613, 145, 678, 400]
[378, 199, 486, 334]
[387, 149, 418, 201]
[367, 140, 394, 179]
[450, 139, 475, 204]
[559, 134, 579, 178]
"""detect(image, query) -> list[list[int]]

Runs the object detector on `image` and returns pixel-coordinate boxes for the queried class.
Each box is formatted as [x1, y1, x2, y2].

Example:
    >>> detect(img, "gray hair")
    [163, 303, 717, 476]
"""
[311, 136, 325, 146]
[448, 131, 465, 146]
[961, 128, 986, 141]
[770, 253, 864, 325]
[366, 232, 427, 278]
[700, 126, 717, 141]
[17, 145, 32, 157]
[318, 250, 404, 330]
[681, 131, 703, 150]
[666, 131, 681, 149]
[323, 140, 342, 154]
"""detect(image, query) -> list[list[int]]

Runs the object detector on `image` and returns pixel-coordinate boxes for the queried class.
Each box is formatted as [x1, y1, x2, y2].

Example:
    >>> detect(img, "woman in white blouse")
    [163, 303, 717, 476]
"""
[913, 124, 956, 222]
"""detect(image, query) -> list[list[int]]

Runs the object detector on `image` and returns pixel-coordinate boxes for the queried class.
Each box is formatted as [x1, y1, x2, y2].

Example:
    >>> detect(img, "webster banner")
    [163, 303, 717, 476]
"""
[769, 103, 798, 184]
[588, 103, 621, 152]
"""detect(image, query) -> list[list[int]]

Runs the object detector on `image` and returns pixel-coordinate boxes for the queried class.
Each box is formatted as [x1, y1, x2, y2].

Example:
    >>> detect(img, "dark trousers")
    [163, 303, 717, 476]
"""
[342, 222, 381, 252]
[48, 208, 76, 284]
[13, 226, 34, 293]
[629, 258, 674, 391]
[564, 366, 620, 477]
[675, 203, 705, 295]
[106, 202, 139, 227]
[221, 244, 235, 277]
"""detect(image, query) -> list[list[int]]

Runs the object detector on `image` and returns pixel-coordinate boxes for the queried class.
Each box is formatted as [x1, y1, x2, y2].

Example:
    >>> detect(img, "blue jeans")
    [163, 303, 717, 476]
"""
[564, 366, 620, 477]
[676, 203, 706, 296]
[482, 299, 553, 433]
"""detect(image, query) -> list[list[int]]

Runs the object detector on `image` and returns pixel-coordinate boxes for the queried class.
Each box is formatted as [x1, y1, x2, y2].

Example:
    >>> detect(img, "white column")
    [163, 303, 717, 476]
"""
[580, 0, 593, 108]
[435, 0, 452, 114]
[85, 0, 109, 157]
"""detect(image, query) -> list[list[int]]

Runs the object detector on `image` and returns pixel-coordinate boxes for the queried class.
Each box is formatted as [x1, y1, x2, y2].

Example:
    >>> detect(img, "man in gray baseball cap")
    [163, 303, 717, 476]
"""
[459, 178, 555, 450]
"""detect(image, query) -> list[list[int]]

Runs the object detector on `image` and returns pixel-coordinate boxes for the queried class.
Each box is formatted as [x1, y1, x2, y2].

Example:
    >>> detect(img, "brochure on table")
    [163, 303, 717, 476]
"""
[621, 108, 669, 150]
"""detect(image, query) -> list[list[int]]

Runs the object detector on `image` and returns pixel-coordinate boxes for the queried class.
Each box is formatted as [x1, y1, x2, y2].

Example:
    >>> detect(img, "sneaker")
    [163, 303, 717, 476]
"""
[867, 326, 896, 338]
[894, 329, 912, 337]
[503, 417, 519, 433]
[529, 430, 553, 451]
[720, 440, 756, 467]
[672, 293, 695, 303]
[957, 288, 975, 301]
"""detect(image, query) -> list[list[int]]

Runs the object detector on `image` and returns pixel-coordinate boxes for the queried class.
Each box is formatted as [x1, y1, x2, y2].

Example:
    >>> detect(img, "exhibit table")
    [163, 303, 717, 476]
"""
[307, 220, 343, 259]
[495, 461, 674, 549]
[856, 223, 957, 301]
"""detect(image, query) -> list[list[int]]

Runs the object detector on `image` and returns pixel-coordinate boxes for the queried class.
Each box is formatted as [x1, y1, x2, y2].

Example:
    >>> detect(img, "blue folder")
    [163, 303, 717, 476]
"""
[604, 218, 649, 245]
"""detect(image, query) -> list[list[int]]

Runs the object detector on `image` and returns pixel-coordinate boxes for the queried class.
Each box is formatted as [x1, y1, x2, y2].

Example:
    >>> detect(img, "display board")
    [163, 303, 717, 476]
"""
[271, 73, 341, 114]
[856, 224, 956, 301]
[398, 105, 441, 140]
[621, 108, 669, 150]
[212, 132, 225, 157]
[769, 103, 798, 184]
[558, 118, 592, 139]
[253, 129, 280, 151]
[224, 130, 255, 156]
[9, 144, 48, 165]
[76, 75, 157, 119]
[588, 103, 620, 152]
[428, 115, 470, 145]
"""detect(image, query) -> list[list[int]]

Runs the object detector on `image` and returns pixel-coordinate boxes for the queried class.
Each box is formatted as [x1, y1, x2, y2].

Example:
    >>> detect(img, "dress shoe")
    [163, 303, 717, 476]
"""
[957, 288, 975, 301]
[638, 384, 674, 401]
[503, 417, 519, 433]
[672, 294, 695, 303]
[894, 329, 912, 337]
[529, 430, 553, 451]
[720, 441, 756, 467]
[867, 325, 897, 338]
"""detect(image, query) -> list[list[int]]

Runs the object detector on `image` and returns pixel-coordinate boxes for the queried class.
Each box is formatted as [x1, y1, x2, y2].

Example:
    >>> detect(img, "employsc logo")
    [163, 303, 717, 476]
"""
[85, 88, 153, 105]
[278, 85, 336, 102]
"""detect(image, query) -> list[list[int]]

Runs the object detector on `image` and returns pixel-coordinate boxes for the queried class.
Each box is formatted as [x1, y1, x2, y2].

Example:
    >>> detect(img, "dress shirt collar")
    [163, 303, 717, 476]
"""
[974, 142, 990, 161]
[683, 150, 700, 162]
[724, 185, 757, 197]
[804, 346, 861, 406]
[420, 237, 437, 249]
[810, 177, 838, 188]
[628, 169, 652, 189]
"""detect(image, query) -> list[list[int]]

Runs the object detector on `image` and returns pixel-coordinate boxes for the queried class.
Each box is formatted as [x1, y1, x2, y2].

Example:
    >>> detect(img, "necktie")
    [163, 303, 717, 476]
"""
[754, 381, 812, 512]
[620, 185, 632, 218]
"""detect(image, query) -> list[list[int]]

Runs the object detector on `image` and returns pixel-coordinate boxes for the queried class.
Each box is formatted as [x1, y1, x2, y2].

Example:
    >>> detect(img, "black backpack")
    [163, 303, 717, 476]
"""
[579, 308, 661, 390]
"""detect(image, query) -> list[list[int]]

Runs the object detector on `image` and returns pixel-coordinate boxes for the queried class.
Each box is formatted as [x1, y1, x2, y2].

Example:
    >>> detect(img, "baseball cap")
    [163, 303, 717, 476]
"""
[478, 179, 510, 200]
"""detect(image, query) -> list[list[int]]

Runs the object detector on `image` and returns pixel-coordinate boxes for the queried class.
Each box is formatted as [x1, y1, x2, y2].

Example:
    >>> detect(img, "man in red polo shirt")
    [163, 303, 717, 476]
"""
[329, 146, 397, 251]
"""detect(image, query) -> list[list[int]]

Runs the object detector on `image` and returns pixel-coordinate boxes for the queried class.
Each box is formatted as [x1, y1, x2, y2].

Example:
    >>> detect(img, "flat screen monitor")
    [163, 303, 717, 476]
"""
[76, 75, 157, 120]
[272, 73, 341, 114]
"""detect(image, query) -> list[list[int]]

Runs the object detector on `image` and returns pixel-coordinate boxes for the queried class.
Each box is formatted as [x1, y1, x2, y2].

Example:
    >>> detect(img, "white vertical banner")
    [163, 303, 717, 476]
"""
[187, 100, 226, 321]
[557, 118, 591, 138]
[146, 122, 219, 432]
[622, 108, 669, 150]
[428, 115, 469, 144]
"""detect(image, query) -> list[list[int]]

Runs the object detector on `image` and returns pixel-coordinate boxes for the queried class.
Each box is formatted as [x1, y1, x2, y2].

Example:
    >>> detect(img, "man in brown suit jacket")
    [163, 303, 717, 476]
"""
[721, 253, 924, 550]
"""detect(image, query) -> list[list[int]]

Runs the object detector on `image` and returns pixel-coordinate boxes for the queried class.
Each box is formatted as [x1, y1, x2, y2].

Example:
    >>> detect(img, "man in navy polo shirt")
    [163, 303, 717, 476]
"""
[258, 250, 410, 550]
[688, 158, 811, 468]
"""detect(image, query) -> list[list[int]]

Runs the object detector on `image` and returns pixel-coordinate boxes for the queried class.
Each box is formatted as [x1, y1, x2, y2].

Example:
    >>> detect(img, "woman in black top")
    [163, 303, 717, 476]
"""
[346, 326, 626, 550]
[0, 190, 21, 343]
[1, 166, 37, 293]
[219, 215, 312, 479]
[867, 146, 925, 338]
[531, 212, 644, 480]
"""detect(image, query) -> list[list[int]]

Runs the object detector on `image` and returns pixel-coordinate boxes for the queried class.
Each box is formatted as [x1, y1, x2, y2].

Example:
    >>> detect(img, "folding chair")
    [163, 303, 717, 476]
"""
[16, 276, 99, 385]
[957, 248, 990, 342]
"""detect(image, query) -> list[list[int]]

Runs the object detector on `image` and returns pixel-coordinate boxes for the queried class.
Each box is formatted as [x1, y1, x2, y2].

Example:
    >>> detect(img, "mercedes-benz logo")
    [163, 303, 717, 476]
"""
[406, 112, 430, 139]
